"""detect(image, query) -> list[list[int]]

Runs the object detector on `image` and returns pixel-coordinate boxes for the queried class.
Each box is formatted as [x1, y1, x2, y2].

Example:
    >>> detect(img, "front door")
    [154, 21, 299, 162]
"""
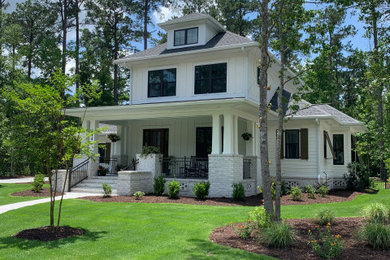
[143, 129, 169, 157]
[196, 127, 212, 158]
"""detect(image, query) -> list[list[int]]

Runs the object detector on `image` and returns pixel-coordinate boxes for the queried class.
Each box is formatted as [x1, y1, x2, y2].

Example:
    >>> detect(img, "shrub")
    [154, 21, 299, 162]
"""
[153, 176, 166, 196]
[168, 180, 180, 199]
[141, 146, 160, 157]
[359, 222, 390, 250]
[304, 185, 316, 199]
[32, 174, 45, 193]
[134, 191, 145, 200]
[290, 186, 302, 201]
[102, 183, 112, 198]
[261, 222, 296, 248]
[362, 203, 389, 224]
[233, 221, 252, 240]
[317, 185, 329, 197]
[345, 162, 371, 190]
[271, 180, 287, 199]
[308, 224, 344, 258]
[316, 209, 335, 226]
[193, 181, 210, 200]
[232, 183, 245, 201]
[248, 207, 272, 230]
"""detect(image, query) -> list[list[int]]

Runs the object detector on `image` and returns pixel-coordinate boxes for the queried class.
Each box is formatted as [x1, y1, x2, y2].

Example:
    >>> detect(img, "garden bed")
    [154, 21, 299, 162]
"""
[80, 190, 363, 206]
[15, 226, 85, 241]
[210, 217, 390, 260]
[11, 188, 52, 197]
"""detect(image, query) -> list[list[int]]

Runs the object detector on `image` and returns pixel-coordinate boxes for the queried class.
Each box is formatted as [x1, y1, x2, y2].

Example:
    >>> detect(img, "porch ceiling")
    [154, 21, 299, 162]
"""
[66, 98, 259, 122]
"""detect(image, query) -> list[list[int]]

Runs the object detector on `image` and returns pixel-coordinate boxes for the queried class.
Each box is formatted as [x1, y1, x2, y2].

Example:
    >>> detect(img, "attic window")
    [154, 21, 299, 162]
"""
[174, 27, 198, 46]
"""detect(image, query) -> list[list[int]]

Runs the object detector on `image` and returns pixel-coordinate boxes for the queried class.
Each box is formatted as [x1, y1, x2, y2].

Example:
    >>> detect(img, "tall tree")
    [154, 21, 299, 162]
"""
[181, 0, 217, 14]
[215, 0, 253, 36]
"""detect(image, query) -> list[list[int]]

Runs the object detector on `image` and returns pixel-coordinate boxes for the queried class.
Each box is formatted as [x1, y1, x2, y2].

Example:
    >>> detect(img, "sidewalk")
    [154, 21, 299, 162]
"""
[0, 192, 100, 215]
[0, 177, 49, 184]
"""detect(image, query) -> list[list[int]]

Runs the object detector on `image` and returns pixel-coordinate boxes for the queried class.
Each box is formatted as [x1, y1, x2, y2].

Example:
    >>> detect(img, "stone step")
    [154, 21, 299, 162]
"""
[74, 183, 117, 189]
[80, 179, 118, 184]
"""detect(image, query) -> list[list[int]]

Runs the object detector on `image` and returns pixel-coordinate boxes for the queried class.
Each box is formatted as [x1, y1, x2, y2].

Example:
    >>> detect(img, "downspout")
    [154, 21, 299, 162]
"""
[315, 119, 322, 184]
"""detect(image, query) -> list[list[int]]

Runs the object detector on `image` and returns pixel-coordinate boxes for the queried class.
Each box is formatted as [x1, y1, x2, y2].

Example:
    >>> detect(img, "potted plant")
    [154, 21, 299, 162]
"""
[108, 133, 120, 142]
[97, 166, 109, 176]
[241, 132, 252, 141]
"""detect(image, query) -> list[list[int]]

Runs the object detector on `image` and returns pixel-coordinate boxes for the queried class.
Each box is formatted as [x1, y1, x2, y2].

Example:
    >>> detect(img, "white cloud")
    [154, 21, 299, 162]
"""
[152, 4, 183, 24]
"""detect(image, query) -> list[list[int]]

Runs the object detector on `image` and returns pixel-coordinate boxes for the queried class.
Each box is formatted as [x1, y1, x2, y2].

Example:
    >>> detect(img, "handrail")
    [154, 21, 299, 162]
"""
[69, 159, 89, 190]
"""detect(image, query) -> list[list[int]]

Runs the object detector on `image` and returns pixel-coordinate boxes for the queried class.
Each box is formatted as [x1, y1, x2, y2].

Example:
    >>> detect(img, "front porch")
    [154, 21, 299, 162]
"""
[71, 99, 262, 197]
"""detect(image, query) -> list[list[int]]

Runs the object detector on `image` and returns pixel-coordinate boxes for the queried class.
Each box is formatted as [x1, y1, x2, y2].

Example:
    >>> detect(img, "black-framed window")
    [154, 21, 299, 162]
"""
[195, 63, 227, 94]
[174, 27, 198, 46]
[333, 134, 344, 165]
[148, 69, 176, 98]
[285, 130, 300, 159]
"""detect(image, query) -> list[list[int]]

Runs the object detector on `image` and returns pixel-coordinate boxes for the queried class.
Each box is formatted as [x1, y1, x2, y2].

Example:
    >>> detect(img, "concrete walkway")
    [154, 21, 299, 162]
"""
[0, 192, 101, 215]
[0, 177, 49, 184]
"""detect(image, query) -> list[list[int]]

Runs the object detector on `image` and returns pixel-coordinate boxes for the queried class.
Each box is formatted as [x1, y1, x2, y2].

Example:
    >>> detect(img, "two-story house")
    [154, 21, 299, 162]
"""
[66, 13, 365, 197]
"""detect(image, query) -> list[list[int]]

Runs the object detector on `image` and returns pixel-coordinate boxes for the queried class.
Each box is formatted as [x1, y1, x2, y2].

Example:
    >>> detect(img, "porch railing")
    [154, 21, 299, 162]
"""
[99, 158, 118, 174]
[162, 157, 208, 179]
[69, 159, 89, 189]
[243, 158, 252, 179]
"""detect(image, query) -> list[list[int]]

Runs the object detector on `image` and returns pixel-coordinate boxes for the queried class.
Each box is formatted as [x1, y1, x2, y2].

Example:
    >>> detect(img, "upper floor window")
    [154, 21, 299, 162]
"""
[148, 69, 176, 98]
[333, 134, 344, 165]
[195, 63, 227, 94]
[174, 27, 198, 46]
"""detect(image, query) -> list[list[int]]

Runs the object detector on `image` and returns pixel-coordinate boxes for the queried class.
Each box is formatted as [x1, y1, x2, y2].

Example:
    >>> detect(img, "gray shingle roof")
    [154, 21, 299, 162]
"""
[116, 31, 256, 62]
[159, 13, 209, 25]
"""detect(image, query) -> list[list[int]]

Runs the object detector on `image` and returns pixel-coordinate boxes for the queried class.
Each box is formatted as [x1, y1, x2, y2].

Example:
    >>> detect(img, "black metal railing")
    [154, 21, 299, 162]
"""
[243, 158, 252, 179]
[162, 157, 208, 179]
[69, 159, 89, 190]
[99, 158, 118, 174]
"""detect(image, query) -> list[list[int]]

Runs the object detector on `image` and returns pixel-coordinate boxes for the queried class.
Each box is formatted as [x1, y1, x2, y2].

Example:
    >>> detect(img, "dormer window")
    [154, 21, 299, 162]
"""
[174, 27, 198, 46]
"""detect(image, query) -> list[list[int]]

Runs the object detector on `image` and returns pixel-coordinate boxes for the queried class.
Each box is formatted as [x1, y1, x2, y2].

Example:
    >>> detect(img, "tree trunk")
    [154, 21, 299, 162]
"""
[258, 0, 274, 216]
[75, 0, 80, 96]
[143, 0, 149, 50]
[61, 0, 67, 77]
[275, 0, 285, 222]
[28, 21, 34, 80]
[113, 16, 119, 105]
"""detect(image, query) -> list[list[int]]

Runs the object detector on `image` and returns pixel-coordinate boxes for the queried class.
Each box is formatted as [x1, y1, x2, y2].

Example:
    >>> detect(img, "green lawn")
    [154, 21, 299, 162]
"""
[0, 183, 49, 206]
[0, 185, 389, 259]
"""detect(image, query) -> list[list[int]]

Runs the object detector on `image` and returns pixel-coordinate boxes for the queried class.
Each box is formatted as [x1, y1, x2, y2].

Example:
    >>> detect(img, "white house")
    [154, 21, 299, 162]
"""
[65, 13, 365, 197]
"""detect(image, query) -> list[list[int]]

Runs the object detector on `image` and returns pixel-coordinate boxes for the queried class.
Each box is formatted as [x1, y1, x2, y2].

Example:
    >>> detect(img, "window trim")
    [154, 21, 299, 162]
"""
[174, 27, 199, 46]
[147, 68, 177, 98]
[284, 129, 300, 159]
[194, 62, 227, 95]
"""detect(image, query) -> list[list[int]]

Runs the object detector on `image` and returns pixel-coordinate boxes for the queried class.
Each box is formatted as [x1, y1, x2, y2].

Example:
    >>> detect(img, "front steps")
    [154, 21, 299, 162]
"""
[71, 175, 118, 195]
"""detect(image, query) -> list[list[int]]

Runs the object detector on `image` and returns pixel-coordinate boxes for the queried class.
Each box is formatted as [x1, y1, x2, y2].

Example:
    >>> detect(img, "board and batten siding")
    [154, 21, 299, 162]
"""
[131, 52, 247, 105]
[268, 120, 319, 179]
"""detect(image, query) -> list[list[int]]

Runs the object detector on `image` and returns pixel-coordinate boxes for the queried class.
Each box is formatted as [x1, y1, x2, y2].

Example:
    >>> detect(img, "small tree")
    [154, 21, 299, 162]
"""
[5, 70, 100, 231]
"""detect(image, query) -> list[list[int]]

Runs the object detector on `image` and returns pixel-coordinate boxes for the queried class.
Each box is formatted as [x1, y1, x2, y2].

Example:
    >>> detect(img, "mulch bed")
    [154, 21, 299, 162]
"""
[80, 190, 363, 207]
[210, 217, 390, 260]
[11, 188, 52, 197]
[14, 226, 85, 241]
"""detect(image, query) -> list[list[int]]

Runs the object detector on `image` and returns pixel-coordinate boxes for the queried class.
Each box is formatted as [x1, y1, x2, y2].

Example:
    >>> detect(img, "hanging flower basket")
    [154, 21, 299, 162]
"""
[108, 133, 120, 142]
[241, 132, 252, 141]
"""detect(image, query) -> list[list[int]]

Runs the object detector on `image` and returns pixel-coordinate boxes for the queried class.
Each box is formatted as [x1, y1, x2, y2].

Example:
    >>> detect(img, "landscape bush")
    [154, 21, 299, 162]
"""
[315, 209, 335, 226]
[134, 191, 145, 200]
[232, 183, 245, 201]
[290, 186, 302, 201]
[317, 185, 329, 197]
[345, 162, 371, 190]
[304, 184, 316, 199]
[261, 222, 296, 248]
[362, 203, 389, 224]
[168, 180, 180, 199]
[248, 207, 272, 230]
[271, 180, 287, 199]
[308, 223, 344, 258]
[153, 176, 166, 196]
[102, 183, 112, 198]
[359, 222, 390, 250]
[233, 222, 252, 240]
[32, 174, 45, 193]
[193, 181, 210, 200]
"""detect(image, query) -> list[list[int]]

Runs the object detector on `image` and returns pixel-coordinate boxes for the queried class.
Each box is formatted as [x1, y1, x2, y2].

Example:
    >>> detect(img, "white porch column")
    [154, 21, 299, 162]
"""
[112, 125, 122, 164]
[212, 114, 221, 154]
[223, 113, 234, 154]
[87, 120, 99, 177]
[251, 121, 257, 156]
[233, 115, 238, 154]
